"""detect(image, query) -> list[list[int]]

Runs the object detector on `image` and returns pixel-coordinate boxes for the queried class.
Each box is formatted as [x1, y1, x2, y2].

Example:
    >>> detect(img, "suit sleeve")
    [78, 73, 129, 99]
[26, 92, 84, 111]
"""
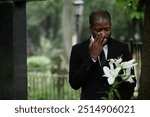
[118, 44, 136, 99]
[69, 45, 94, 90]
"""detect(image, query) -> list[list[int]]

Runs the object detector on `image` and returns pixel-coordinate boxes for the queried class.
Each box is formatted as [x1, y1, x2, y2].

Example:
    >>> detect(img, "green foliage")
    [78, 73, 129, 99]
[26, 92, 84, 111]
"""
[116, 0, 144, 20]
[27, 56, 50, 68]
[27, 36, 68, 75]
[37, 36, 68, 74]
[27, 0, 63, 47]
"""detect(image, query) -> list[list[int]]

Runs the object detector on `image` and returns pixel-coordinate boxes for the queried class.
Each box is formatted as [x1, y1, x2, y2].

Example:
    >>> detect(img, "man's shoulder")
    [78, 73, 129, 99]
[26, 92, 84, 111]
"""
[72, 39, 90, 49]
[109, 38, 128, 47]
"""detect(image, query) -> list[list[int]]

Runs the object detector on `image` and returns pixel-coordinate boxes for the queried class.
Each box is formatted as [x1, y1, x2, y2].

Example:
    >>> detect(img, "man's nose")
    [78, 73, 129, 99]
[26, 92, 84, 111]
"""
[100, 30, 106, 37]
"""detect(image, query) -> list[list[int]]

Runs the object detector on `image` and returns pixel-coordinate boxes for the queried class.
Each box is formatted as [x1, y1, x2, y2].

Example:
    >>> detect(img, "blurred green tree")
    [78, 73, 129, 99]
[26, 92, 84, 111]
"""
[27, 0, 63, 48]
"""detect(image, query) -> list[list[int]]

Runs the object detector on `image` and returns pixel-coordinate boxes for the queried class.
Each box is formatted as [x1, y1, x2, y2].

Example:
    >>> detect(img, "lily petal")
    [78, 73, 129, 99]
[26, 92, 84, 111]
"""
[121, 59, 137, 69]
[103, 66, 110, 77]
[127, 76, 135, 83]
[108, 77, 115, 85]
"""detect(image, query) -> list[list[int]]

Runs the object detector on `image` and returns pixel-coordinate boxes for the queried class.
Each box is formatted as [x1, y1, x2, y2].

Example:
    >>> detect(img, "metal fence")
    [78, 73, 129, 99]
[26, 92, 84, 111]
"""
[28, 69, 80, 100]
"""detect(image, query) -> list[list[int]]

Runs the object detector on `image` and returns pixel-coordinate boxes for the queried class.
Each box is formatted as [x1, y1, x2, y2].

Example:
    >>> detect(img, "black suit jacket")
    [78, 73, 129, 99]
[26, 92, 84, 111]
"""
[69, 38, 136, 100]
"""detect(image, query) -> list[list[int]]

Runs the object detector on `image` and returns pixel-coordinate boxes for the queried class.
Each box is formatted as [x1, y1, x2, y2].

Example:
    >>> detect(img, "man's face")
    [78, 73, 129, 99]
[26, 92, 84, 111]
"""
[90, 19, 111, 41]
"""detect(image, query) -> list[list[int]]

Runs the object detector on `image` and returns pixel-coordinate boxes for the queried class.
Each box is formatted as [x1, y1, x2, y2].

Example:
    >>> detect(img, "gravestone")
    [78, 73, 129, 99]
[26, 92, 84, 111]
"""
[0, 0, 27, 99]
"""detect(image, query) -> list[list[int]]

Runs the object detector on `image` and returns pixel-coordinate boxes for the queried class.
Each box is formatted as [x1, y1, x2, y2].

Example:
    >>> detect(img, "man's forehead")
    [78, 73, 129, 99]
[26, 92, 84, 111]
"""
[93, 18, 111, 24]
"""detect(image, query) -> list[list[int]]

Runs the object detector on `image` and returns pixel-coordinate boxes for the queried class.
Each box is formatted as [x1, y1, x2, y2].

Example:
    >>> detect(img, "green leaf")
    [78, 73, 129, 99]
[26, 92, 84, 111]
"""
[108, 91, 114, 100]
[114, 89, 121, 99]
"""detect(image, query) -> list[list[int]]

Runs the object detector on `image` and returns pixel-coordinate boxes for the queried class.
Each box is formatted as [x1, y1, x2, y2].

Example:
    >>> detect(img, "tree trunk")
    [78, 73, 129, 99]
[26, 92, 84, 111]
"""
[61, 0, 84, 60]
[138, 0, 150, 99]
[61, 0, 74, 59]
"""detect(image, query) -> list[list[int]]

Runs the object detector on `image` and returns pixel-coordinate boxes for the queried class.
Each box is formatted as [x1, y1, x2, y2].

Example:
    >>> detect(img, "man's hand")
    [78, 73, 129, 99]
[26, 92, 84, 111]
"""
[89, 33, 106, 60]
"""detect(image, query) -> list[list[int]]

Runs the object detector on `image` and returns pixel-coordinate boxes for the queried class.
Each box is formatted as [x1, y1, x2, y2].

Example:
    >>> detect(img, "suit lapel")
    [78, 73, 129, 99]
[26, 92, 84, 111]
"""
[107, 39, 113, 59]
[80, 39, 90, 59]
[107, 38, 117, 59]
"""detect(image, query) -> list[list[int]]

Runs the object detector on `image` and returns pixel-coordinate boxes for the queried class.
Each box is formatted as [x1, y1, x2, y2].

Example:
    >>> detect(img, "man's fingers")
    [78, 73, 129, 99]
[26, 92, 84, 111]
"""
[94, 34, 99, 43]
[94, 33, 101, 44]
[98, 33, 107, 45]
[102, 38, 107, 45]
[92, 33, 106, 47]
[95, 33, 103, 45]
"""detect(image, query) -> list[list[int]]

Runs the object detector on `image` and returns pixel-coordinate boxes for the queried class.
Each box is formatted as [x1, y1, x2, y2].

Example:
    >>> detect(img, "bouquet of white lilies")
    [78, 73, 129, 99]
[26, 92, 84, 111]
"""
[102, 57, 137, 100]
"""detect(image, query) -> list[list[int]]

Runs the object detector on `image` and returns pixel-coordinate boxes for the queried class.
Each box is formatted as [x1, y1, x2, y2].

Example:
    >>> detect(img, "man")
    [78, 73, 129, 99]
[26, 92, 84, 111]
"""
[69, 10, 136, 100]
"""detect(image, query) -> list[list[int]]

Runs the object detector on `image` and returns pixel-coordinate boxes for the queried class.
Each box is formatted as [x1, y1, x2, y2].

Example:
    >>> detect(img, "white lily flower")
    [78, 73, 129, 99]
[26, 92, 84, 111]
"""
[109, 59, 115, 63]
[109, 57, 122, 67]
[127, 75, 135, 83]
[122, 67, 135, 83]
[115, 57, 122, 67]
[120, 59, 137, 69]
[103, 66, 121, 85]
[123, 67, 131, 75]
[101, 57, 137, 100]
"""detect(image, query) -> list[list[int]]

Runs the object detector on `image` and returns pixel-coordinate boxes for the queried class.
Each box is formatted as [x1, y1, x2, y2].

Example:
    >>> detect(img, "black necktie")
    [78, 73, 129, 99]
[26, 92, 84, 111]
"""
[100, 49, 106, 67]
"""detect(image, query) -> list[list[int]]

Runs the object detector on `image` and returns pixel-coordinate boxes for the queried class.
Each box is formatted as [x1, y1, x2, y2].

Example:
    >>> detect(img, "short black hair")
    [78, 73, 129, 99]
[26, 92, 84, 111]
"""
[89, 10, 111, 25]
